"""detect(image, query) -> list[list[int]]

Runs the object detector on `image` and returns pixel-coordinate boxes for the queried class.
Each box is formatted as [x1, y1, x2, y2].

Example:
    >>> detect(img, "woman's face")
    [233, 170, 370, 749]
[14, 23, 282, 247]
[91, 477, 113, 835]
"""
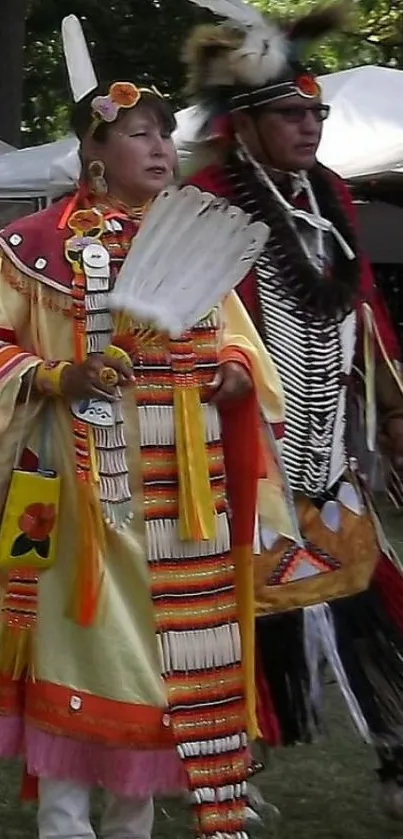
[85, 104, 177, 204]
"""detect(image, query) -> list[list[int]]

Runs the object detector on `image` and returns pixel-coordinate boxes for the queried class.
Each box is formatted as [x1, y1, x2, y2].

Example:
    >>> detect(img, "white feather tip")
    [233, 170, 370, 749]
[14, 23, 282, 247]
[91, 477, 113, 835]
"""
[62, 15, 98, 103]
[235, 25, 289, 87]
[187, 0, 265, 27]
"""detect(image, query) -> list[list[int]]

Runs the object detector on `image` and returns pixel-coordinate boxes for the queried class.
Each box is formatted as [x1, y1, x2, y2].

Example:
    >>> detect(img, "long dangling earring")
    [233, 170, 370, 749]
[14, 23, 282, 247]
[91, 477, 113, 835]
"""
[88, 160, 108, 196]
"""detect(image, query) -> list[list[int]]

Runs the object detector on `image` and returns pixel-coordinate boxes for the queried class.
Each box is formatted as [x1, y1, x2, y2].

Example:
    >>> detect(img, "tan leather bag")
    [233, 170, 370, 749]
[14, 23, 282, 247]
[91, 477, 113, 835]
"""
[255, 486, 378, 617]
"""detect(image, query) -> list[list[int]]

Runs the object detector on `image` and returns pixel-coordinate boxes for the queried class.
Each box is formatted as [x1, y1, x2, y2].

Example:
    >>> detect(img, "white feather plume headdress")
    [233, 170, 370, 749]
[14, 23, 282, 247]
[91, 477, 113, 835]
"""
[184, 0, 349, 108]
[61, 15, 98, 103]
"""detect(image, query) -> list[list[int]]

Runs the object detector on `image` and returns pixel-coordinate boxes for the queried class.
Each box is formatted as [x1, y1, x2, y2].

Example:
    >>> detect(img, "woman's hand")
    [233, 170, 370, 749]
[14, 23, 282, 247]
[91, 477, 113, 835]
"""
[60, 354, 133, 401]
[209, 361, 252, 405]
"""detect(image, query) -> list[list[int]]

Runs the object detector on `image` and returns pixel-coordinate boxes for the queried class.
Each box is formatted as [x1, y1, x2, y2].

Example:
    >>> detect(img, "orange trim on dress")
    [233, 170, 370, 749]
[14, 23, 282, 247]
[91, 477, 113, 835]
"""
[1, 675, 174, 749]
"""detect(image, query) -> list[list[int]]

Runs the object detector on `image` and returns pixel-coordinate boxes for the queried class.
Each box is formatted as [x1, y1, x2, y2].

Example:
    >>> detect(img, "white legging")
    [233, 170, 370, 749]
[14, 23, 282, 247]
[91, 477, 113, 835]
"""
[37, 779, 154, 839]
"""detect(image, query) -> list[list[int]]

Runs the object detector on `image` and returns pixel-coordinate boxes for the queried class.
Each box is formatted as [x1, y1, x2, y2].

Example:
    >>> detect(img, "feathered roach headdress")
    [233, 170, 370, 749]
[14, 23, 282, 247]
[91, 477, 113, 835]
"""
[182, 1, 360, 325]
[184, 0, 349, 115]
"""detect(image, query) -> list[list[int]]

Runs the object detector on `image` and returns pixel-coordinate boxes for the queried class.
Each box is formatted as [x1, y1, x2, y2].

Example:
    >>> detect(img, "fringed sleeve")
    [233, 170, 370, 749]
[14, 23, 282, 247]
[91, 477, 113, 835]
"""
[0, 252, 43, 435]
[0, 252, 45, 594]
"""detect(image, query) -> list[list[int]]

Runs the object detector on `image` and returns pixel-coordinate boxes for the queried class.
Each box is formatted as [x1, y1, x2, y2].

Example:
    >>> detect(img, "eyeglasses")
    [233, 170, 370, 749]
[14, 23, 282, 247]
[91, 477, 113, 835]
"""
[266, 104, 331, 124]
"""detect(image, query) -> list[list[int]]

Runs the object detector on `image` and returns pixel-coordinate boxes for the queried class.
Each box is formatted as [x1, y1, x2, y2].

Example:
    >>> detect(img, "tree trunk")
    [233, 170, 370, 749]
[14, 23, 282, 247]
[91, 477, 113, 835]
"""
[0, 0, 29, 146]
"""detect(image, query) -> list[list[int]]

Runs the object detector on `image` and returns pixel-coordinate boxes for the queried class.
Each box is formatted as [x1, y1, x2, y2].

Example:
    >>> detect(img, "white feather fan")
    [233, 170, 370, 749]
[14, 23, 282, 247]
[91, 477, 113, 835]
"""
[109, 186, 268, 338]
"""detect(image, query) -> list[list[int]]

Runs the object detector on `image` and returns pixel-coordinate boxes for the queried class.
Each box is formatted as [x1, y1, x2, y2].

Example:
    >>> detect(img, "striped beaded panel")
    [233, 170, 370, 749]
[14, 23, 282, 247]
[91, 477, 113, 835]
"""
[81, 230, 134, 528]
[256, 273, 356, 495]
[134, 314, 249, 838]
[78, 218, 142, 529]
[224, 165, 357, 497]
[1, 570, 38, 630]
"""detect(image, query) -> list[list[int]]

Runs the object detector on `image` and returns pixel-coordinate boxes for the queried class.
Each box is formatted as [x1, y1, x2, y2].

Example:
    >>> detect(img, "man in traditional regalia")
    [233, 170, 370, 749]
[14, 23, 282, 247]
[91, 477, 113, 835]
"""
[182, 0, 403, 817]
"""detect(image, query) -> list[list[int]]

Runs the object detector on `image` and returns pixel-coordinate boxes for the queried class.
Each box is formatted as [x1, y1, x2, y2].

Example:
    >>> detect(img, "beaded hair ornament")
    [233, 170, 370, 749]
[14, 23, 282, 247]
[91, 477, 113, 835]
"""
[90, 82, 164, 134]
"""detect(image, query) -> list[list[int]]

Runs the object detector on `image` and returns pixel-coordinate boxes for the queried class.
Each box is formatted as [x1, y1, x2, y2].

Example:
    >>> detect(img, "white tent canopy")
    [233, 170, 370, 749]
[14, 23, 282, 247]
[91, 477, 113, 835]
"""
[0, 65, 403, 199]
[0, 136, 78, 199]
[0, 140, 14, 155]
[318, 66, 403, 178]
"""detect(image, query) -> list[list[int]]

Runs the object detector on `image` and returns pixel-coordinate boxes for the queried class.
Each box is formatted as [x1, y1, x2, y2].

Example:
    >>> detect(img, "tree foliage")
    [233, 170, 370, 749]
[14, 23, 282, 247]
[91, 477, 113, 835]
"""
[256, 0, 403, 72]
[22, 0, 211, 145]
[0, 0, 30, 145]
[6, 0, 403, 146]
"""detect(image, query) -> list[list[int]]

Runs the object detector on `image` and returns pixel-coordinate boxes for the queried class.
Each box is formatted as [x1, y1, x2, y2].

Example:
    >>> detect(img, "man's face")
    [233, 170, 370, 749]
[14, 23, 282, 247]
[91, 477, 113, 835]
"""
[236, 94, 328, 172]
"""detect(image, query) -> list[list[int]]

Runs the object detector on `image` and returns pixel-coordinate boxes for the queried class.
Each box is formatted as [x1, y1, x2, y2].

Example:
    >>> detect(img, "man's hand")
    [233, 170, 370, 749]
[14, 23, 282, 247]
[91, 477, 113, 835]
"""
[209, 361, 252, 405]
[60, 354, 133, 401]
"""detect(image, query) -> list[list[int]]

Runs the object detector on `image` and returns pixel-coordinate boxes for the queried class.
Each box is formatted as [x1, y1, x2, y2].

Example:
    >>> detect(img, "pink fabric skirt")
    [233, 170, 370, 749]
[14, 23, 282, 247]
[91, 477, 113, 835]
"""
[0, 715, 187, 797]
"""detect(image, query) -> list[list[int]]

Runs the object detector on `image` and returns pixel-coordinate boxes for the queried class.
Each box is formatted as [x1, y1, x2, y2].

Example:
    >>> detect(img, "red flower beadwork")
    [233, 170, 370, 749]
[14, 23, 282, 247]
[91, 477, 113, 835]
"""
[18, 503, 56, 542]
[295, 75, 321, 99]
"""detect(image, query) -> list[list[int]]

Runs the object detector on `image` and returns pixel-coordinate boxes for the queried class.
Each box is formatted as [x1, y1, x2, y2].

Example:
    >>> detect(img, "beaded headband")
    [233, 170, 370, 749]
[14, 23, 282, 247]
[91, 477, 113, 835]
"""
[229, 73, 322, 112]
[90, 82, 164, 134]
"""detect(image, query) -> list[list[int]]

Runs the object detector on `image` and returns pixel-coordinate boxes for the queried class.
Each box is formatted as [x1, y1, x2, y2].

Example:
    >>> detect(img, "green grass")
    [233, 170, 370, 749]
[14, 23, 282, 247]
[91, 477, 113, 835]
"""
[1, 500, 403, 838]
[2, 700, 403, 839]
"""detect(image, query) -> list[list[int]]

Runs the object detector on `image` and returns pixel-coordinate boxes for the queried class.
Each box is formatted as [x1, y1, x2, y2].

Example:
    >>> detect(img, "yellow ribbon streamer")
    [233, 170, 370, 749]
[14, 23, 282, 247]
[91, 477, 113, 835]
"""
[174, 386, 216, 542]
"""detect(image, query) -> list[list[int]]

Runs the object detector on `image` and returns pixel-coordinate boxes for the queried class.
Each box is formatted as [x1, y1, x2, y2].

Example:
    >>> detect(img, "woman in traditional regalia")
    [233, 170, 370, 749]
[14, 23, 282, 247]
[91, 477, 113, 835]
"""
[0, 15, 285, 839]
